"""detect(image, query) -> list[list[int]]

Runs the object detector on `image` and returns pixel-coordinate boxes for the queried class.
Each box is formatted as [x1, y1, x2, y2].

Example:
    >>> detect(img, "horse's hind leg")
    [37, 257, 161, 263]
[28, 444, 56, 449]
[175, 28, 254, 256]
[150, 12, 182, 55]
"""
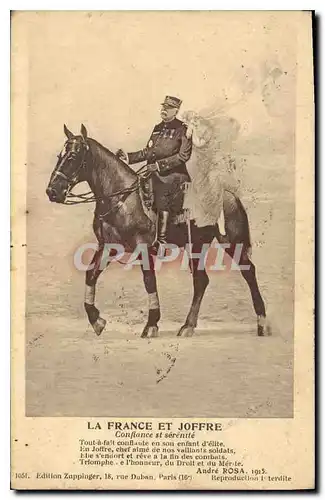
[225, 244, 269, 336]
[178, 259, 209, 337]
[241, 259, 270, 336]
[223, 192, 269, 336]
[84, 245, 109, 336]
[141, 254, 160, 338]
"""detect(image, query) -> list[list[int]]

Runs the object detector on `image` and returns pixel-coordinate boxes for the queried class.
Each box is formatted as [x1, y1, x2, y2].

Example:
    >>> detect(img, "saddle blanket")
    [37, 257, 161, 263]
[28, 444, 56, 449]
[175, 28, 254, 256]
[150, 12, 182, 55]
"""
[139, 155, 241, 228]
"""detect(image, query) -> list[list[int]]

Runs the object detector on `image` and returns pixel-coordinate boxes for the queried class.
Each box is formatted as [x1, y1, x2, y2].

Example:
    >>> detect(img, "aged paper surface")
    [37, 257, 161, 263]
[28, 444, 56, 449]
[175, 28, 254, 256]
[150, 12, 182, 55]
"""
[11, 11, 314, 490]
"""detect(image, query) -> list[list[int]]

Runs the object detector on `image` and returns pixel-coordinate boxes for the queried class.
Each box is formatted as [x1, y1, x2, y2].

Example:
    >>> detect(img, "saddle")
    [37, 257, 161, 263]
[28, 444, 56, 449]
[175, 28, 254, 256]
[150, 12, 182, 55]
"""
[138, 175, 189, 225]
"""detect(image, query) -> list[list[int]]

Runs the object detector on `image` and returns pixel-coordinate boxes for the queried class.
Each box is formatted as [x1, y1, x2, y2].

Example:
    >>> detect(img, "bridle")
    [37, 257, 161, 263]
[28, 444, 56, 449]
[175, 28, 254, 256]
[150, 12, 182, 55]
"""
[52, 138, 146, 217]
[50, 139, 97, 205]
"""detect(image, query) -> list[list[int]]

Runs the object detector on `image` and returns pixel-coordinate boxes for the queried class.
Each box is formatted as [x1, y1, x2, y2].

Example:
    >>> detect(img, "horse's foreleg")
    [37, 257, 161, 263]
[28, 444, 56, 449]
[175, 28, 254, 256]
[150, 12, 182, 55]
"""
[84, 245, 108, 336]
[225, 245, 270, 336]
[178, 260, 209, 337]
[141, 254, 160, 338]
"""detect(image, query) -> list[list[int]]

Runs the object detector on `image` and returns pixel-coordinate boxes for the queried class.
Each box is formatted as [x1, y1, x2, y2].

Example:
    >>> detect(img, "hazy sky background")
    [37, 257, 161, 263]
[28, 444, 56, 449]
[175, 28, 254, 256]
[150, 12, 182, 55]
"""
[26, 10, 297, 172]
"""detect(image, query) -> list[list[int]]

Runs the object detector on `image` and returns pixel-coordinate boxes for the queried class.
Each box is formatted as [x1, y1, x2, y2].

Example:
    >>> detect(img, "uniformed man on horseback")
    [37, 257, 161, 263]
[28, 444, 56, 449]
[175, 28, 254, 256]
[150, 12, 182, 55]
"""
[116, 96, 192, 252]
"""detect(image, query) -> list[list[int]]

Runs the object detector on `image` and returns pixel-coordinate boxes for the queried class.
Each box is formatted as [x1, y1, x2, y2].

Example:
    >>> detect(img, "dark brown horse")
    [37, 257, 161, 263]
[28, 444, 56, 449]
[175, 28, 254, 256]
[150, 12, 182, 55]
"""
[46, 124, 269, 338]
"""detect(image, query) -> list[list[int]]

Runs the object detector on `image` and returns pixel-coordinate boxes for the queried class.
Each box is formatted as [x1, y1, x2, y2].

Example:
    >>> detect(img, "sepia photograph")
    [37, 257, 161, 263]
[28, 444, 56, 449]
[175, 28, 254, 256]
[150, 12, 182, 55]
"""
[26, 11, 295, 418]
[11, 10, 314, 490]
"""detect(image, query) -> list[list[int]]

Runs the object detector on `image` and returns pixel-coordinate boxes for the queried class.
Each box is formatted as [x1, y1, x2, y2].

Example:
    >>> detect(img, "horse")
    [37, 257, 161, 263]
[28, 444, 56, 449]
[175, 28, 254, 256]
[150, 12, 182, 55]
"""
[46, 124, 269, 338]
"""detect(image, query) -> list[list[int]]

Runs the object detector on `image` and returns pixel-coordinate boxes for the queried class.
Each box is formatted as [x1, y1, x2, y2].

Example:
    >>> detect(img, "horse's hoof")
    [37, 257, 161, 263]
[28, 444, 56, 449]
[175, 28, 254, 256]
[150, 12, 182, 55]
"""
[177, 324, 195, 337]
[141, 325, 159, 338]
[93, 317, 106, 336]
[257, 324, 265, 337]
[257, 315, 271, 337]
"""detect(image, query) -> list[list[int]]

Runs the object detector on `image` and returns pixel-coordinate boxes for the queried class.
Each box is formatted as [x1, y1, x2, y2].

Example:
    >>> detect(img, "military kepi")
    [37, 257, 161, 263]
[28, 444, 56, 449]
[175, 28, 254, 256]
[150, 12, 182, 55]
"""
[161, 95, 182, 109]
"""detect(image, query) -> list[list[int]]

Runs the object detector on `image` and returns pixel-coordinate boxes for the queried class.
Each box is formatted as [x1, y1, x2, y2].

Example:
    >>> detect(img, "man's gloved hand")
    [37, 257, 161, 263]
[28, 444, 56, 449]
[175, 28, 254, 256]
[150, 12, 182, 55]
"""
[139, 163, 159, 180]
[146, 163, 159, 173]
[115, 149, 128, 163]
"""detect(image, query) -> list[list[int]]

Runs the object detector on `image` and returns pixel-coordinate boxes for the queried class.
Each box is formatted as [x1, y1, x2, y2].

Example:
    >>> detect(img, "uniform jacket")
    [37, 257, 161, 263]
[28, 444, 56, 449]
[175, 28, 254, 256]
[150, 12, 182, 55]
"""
[128, 118, 192, 178]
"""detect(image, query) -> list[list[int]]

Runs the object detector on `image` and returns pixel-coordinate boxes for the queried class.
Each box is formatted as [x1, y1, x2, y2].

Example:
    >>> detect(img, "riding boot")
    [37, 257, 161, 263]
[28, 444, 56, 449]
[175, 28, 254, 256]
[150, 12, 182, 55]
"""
[151, 211, 169, 255]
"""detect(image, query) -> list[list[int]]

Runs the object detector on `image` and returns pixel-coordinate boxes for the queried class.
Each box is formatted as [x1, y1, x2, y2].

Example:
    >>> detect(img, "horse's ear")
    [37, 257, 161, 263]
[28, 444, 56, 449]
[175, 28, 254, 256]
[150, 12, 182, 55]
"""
[64, 124, 74, 140]
[80, 124, 88, 141]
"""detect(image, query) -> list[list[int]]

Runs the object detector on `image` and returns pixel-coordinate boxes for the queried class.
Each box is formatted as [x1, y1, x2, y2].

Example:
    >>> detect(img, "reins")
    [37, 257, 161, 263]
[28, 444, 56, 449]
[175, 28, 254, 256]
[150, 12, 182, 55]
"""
[64, 190, 97, 204]
[64, 184, 139, 205]
[63, 158, 148, 219]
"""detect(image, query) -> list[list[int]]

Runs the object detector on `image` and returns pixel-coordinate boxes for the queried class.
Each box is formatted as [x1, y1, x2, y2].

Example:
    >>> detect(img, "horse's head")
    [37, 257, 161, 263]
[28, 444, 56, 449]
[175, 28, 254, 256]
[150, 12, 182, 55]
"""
[46, 124, 89, 203]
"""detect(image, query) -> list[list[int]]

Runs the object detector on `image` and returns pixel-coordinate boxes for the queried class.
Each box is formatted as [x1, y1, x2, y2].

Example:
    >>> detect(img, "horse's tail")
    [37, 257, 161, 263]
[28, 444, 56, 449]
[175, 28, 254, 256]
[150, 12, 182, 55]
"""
[215, 190, 252, 256]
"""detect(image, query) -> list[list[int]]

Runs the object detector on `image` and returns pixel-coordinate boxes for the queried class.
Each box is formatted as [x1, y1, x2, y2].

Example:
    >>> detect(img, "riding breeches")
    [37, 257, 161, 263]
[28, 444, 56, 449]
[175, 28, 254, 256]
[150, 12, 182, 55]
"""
[152, 172, 190, 214]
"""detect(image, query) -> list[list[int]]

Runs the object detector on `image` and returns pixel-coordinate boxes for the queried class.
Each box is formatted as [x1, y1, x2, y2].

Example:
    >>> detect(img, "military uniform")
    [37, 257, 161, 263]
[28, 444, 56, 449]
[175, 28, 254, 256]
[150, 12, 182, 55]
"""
[117, 96, 192, 251]
[128, 116, 192, 214]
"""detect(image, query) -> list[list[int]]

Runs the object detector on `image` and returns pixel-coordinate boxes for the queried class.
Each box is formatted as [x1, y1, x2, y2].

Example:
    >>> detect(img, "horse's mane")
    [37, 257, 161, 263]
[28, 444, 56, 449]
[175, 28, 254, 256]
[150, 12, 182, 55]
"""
[87, 137, 137, 179]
